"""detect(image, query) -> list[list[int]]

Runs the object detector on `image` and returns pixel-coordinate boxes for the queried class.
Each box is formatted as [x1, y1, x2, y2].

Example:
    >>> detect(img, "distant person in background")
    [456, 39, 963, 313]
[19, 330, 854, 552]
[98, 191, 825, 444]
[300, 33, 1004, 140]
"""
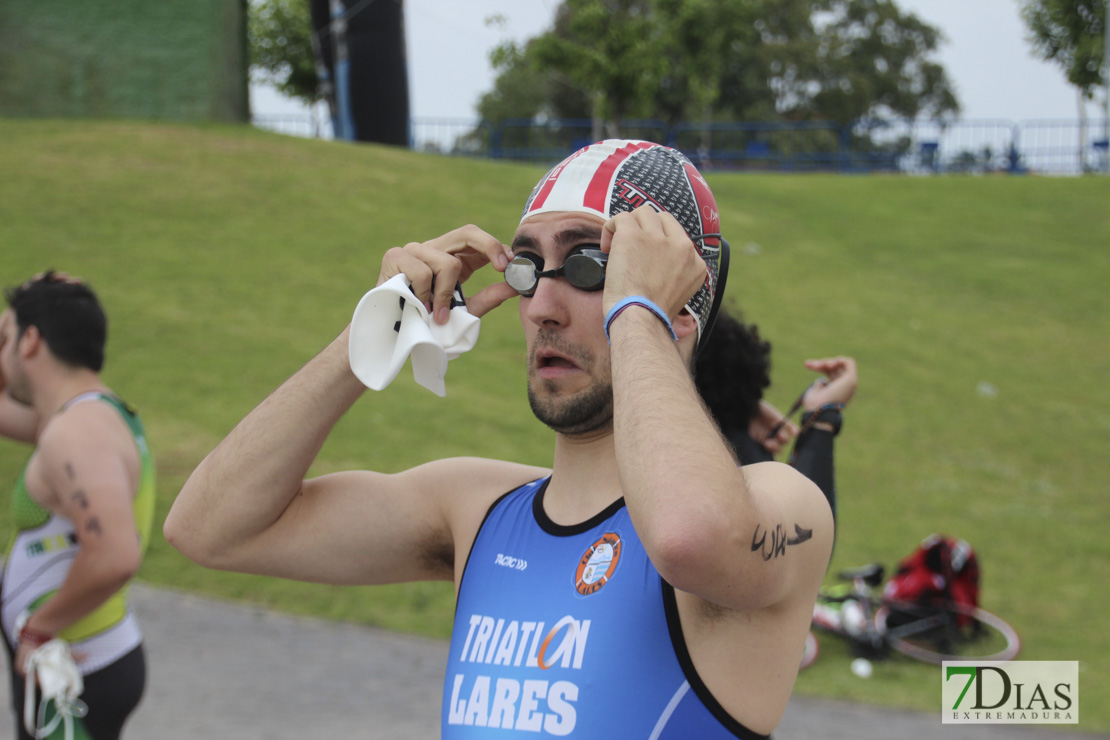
[695, 309, 858, 523]
[0, 272, 154, 740]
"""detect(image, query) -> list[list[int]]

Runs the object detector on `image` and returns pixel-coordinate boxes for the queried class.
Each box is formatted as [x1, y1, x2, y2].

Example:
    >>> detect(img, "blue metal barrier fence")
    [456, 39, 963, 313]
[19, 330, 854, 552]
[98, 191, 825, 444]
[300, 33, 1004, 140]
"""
[250, 114, 1110, 175]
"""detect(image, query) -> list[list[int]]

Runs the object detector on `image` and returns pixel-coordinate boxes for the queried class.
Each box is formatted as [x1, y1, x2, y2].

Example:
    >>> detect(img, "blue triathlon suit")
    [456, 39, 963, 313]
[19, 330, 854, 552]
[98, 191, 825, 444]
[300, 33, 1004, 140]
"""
[443, 477, 767, 739]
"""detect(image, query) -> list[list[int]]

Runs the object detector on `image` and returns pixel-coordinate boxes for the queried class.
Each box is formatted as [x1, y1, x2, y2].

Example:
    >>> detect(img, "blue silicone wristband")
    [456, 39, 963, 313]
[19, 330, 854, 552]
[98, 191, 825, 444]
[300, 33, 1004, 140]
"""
[604, 296, 678, 343]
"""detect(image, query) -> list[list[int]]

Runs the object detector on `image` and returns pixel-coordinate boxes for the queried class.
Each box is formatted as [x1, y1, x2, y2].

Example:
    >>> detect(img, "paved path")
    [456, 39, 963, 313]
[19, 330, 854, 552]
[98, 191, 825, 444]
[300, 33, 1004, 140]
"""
[3, 584, 1104, 739]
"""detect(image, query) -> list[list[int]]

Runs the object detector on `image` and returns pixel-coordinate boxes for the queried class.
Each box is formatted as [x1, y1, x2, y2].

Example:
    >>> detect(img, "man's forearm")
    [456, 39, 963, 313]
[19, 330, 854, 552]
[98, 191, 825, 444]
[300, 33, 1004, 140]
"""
[609, 310, 753, 567]
[165, 327, 365, 559]
[21, 549, 137, 636]
[791, 428, 836, 523]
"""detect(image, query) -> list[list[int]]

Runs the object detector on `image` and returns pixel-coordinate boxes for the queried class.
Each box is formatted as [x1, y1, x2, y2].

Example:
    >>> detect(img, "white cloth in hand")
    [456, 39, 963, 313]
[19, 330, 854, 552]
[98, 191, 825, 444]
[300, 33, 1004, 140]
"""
[24, 639, 86, 739]
[349, 274, 480, 397]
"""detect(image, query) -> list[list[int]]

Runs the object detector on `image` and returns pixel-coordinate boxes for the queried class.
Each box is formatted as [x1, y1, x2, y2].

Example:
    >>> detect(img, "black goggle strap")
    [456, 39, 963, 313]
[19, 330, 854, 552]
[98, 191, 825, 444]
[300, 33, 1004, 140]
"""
[691, 233, 729, 355]
[393, 280, 466, 332]
[534, 248, 606, 288]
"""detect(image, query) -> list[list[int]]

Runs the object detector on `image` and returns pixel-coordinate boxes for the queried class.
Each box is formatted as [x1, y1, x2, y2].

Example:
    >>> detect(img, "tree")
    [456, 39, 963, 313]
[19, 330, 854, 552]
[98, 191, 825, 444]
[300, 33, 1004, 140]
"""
[653, 0, 782, 126]
[248, 0, 320, 104]
[792, 0, 959, 123]
[1021, 0, 1107, 169]
[530, 0, 667, 138]
[479, 0, 958, 137]
[1022, 0, 1106, 95]
[477, 16, 591, 124]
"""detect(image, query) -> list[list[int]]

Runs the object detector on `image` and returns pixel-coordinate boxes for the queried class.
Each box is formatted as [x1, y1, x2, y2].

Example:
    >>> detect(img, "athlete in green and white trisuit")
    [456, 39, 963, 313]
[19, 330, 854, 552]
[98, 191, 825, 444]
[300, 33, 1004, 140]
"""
[1, 274, 155, 740]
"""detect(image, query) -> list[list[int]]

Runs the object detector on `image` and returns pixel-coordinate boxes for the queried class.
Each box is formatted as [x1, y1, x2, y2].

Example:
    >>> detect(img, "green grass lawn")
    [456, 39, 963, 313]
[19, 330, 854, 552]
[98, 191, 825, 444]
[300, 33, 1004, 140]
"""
[2, 120, 1107, 730]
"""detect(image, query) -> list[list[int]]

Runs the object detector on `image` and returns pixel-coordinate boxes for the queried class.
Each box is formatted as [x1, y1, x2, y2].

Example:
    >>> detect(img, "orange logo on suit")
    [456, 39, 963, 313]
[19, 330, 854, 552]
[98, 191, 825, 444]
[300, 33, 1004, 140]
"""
[575, 533, 622, 596]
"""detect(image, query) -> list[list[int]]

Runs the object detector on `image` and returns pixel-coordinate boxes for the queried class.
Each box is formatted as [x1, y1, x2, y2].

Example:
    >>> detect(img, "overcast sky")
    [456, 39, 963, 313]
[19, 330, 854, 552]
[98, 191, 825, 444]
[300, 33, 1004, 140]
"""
[252, 0, 1108, 123]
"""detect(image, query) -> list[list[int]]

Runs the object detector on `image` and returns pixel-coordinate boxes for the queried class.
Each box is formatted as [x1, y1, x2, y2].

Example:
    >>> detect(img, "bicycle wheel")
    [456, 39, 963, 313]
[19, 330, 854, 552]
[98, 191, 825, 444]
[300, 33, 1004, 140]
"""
[875, 599, 1020, 664]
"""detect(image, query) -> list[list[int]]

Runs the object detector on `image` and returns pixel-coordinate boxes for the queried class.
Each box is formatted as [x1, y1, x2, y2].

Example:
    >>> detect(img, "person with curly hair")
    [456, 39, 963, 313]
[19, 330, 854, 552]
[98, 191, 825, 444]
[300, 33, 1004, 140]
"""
[695, 309, 857, 522]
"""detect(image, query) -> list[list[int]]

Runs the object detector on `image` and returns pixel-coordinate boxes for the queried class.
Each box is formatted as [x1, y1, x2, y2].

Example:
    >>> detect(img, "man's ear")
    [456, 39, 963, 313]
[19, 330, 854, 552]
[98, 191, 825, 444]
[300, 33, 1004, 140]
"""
[674, 308, 698, 341]
[673, 309, 700, 365]
[17, 325, 43, 360]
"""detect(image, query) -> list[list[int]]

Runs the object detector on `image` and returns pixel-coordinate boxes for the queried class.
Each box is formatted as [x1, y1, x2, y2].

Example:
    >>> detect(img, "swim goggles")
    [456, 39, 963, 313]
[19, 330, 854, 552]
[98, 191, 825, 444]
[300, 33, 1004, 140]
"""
[505, 233, 724, 298]
[504, 245, 607, 297]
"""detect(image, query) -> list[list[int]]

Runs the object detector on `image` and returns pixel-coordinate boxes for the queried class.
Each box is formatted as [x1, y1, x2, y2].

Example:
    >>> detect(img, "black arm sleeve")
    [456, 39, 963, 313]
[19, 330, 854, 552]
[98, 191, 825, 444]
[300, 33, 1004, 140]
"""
[725, 429, 774, 466]
[726, 423, 837, 526]
[790, 428, 836, 524]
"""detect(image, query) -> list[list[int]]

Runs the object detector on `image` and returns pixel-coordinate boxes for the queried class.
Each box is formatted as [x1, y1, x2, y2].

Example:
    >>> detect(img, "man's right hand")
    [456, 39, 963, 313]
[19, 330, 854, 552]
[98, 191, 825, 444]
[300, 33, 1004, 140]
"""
[599, 206, 706, 321]
[377, 225, 518, 324]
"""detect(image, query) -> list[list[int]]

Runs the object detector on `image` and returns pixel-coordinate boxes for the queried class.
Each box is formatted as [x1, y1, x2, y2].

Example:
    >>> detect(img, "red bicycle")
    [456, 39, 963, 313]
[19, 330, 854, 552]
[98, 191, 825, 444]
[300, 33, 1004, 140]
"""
[800, 563, 1020, 669]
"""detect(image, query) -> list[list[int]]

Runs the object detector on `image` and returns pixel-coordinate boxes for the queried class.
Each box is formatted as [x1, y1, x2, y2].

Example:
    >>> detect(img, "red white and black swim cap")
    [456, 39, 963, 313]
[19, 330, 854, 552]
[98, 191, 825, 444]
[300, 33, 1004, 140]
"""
[520, 139, 725, 340]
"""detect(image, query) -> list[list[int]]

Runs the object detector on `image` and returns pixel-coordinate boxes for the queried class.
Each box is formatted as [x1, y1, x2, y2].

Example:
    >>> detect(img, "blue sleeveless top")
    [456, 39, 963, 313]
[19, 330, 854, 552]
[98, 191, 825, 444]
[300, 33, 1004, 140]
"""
[442, 477, 767, 738]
